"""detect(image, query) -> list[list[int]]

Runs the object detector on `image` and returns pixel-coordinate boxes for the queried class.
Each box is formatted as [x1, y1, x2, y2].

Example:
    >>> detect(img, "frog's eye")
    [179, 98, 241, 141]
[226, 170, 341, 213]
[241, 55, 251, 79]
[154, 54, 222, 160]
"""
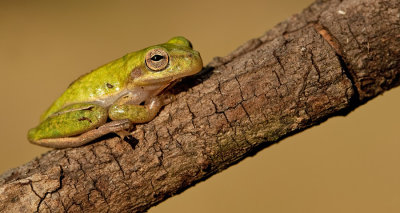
[145, 48, 169, 71]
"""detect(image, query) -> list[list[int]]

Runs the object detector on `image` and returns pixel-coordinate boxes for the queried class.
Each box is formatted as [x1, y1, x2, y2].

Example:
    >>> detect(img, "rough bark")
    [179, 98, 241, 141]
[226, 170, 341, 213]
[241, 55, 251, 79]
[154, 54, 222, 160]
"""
[1, 0, 399, 212]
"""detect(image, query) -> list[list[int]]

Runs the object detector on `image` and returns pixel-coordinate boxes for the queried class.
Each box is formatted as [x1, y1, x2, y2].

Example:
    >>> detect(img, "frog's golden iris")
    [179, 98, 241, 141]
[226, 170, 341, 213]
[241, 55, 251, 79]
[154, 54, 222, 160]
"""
[145, 48, 169, 71]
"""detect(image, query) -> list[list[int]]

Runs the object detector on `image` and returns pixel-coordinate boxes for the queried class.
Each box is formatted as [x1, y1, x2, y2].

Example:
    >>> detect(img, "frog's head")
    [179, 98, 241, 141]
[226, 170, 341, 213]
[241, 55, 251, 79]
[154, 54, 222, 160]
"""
[129, 36, 203, 86]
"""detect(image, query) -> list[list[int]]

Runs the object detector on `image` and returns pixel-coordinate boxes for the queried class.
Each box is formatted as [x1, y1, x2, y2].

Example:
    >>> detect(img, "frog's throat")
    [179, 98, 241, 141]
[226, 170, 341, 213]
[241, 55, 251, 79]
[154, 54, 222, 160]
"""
[159, 79, 181, 94]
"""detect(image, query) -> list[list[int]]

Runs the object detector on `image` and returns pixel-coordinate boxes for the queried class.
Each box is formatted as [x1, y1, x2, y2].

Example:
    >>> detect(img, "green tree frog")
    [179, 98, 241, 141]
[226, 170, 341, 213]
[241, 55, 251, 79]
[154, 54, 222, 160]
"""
[28, 36, 203, 148]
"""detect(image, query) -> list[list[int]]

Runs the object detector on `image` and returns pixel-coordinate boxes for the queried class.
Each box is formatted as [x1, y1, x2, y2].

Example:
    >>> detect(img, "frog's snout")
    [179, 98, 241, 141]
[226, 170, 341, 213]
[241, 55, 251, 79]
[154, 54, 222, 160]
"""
[190, 51, 203, 70]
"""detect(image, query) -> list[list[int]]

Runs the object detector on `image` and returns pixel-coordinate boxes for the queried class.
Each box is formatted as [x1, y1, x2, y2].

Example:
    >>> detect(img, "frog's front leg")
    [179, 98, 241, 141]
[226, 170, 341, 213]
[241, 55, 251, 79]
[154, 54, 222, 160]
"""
[28, 103, 132, 148]
[109, 94, 169, 123]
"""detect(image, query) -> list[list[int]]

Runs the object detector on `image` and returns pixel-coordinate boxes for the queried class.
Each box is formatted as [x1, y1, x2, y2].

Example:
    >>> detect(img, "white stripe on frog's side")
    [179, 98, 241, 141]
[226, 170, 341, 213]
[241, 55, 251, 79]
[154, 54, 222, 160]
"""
[93, 82, 171, 108]
[48, 81, 171, 118]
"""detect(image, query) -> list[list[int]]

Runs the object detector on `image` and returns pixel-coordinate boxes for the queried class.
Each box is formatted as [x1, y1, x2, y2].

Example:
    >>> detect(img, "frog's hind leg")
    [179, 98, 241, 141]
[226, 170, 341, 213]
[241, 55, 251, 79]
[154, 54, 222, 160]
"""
[28, 103, 130, 148]
[30, 119, 133, 148]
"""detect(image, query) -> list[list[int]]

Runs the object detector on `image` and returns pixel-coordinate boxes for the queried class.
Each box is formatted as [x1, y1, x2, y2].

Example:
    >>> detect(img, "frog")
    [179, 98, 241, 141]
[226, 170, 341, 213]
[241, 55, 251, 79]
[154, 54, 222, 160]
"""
[27, 36, 203, 148]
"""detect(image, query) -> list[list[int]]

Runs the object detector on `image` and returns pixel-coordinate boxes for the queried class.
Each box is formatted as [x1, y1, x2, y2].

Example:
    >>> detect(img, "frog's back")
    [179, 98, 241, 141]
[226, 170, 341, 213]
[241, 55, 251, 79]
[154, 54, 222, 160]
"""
[40, 54, 137, 121]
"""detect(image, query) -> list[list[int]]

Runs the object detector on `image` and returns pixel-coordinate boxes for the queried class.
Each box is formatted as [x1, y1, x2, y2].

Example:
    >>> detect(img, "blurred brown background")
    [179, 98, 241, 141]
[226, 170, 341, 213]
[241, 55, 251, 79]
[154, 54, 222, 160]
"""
[1, 0, 399, 212]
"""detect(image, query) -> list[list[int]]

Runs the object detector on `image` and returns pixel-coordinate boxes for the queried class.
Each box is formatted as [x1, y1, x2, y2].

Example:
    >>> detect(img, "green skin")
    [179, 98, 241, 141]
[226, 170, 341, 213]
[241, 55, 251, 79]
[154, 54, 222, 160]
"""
[28, 37, 203, 148]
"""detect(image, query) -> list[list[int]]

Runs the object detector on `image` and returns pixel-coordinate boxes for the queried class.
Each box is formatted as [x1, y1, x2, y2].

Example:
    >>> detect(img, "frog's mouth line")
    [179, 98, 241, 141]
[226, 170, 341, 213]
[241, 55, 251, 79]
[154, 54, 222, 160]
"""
[141, 67, 198, 86]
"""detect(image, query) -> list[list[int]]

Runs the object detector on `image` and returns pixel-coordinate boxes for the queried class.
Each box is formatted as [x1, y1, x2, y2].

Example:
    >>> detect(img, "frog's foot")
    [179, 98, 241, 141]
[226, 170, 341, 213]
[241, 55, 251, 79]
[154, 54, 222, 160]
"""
[30, 119, 133, 149]
[114, 129, 132, 140]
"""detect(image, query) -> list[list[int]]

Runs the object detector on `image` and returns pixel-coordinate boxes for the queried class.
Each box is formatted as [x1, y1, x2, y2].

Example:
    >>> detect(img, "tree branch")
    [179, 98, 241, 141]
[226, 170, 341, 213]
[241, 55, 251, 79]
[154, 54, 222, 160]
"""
[1, 0, 399, 212]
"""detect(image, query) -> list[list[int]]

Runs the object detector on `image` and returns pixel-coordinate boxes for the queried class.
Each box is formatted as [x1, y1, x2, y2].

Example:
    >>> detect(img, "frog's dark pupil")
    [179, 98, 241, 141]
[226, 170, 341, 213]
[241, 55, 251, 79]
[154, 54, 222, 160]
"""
[151, 55, 164, 61]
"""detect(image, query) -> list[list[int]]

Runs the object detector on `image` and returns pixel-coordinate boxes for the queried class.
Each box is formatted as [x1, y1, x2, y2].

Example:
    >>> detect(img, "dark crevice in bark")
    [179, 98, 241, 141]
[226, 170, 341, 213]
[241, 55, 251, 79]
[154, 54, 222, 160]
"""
[36, 166, 64, 212]
[336, 53, 361, 106]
